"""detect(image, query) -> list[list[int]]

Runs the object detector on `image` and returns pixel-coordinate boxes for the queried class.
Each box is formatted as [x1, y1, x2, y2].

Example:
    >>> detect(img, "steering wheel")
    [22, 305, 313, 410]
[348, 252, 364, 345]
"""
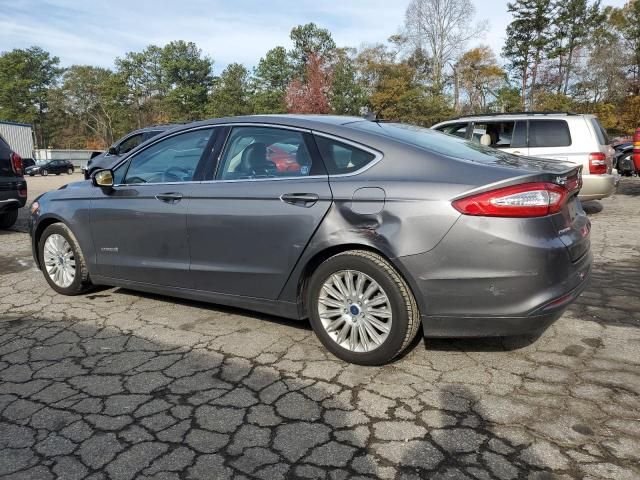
[165, 166, 191, 181]
[143, 167, 190, 184]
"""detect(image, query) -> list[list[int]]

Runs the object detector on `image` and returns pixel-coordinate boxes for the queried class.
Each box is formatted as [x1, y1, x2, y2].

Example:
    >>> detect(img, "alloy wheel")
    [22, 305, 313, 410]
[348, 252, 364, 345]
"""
[43, 234, 76, 288]
[317, 269, 392, 352]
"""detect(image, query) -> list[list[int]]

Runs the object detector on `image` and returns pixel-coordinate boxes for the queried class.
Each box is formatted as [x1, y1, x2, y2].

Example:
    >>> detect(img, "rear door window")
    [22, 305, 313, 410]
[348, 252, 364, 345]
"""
[471, 121, 526, 148]
[528, 120, 572, 148]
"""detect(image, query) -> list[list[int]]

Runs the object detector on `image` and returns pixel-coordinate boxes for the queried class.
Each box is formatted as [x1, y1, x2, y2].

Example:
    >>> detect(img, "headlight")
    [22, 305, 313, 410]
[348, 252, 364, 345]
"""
[30, 201, 40, 215]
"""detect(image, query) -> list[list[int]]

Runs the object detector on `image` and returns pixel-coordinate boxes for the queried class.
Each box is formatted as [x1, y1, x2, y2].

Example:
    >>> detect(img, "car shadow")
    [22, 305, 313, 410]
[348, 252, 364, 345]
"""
[582, 200, 603, 215]
[112, 287, 314, 332]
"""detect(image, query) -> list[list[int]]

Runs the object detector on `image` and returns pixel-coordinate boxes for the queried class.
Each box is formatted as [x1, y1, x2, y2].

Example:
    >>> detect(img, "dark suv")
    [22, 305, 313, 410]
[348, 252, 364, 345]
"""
[0, 135, 27, 229]
[25, 159, 74, 176]
[83, 125, 177, 179]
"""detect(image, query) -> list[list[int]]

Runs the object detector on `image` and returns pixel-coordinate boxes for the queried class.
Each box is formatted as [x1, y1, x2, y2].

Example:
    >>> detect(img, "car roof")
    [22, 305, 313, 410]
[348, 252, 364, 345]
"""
[436, 112, 594, 123]
[170, 114, 366, 131]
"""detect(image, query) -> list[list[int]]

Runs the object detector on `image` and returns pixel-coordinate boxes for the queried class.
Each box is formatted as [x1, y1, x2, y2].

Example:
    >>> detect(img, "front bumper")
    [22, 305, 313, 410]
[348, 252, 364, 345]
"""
[579, 173, 617, 201]
[395, 213, 592, 338]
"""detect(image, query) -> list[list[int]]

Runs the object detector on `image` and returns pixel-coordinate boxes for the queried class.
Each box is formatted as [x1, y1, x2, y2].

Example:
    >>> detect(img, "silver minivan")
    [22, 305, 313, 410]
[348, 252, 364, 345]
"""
[432, 112, 618, 201]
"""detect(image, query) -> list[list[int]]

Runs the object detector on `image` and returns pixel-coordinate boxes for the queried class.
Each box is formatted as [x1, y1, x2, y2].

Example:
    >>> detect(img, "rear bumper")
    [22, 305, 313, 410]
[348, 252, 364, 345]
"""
[421, 264, 591, 337]
[394, 213, 592, 338]
[579, 174, 617, 201]
[0, 180, 27, 212]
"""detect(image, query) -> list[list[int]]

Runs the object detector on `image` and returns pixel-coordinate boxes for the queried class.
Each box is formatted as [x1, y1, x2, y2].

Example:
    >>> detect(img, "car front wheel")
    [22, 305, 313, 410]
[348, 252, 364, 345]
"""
[38, 223, 92, 295]
[307, 250, 420, 365]
[41, 169, 48, 176]
[67, 168, 73, 174]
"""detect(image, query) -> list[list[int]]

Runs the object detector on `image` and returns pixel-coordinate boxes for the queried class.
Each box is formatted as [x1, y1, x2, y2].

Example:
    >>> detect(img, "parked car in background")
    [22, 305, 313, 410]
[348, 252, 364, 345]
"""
[0, 134, 27, 229]
[83, 125, 178, 179]
[26, 159, 74, 176]
[432, 112, 618, 201]
[29, 115, 591, 365]
[22, 158, 36, 171]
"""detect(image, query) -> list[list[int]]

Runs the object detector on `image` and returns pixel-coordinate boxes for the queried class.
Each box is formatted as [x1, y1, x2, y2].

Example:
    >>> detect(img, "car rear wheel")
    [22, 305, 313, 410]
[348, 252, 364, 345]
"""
[39, 223, 92, 295]
[0, 209, 18, 229]
[41, 169, 48, 176]
[307, 250, 420, 365]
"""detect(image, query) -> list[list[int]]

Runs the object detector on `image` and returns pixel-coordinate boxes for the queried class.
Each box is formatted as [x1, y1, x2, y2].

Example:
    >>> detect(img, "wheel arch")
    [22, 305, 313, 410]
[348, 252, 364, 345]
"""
[292, 243, 423, 320]
[32, 215, 70, 269]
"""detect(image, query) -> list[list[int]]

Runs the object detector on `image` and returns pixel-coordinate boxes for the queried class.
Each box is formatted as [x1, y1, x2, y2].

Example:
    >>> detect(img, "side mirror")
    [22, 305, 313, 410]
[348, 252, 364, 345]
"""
[92, 169, 114, 188]
[108, 146, 118, 155]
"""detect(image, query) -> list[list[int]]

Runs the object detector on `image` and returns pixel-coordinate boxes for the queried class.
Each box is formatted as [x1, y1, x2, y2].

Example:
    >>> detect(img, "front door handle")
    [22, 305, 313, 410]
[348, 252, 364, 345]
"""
[280, 193, 319, 207]
[155, 192, 183, 203]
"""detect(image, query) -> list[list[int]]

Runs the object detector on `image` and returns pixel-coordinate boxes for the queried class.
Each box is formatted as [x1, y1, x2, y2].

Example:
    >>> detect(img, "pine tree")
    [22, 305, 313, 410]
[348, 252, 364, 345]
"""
[550, 0, 603, 94]
[503, 0, 554, 109]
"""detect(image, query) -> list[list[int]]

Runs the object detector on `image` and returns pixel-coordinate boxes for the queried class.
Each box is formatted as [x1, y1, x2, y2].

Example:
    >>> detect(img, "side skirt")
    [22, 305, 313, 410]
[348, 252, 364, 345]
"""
[91, 275, 302, 320]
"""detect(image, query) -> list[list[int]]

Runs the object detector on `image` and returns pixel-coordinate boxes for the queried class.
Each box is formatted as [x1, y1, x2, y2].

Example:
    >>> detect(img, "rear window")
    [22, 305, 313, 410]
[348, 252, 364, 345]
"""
[528, 120, 571, 148]
[314, 136, 377, 175]
[591, 118, 609, 145]
[351, 121, 524, 164]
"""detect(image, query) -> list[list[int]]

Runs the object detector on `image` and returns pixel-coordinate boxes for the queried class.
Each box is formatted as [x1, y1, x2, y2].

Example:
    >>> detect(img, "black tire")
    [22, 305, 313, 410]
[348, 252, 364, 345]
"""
[0, 209, 18, 229]
[29, 173, 34, 176]
[55, 172, 60, 175]
[41, 169, 48, 176]
[307, 250, 420, 366]
[67, 168, 73, 175]
[38, 223, 92, 295]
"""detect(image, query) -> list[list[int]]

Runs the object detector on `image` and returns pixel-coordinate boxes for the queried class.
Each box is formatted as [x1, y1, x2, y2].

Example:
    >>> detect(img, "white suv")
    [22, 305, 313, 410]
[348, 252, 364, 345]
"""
[432, 113, 618, 201]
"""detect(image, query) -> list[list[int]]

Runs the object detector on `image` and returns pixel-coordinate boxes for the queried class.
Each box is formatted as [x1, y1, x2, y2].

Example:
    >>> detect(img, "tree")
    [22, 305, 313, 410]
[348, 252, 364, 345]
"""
[622, 0, 640, 94]
[330, 48, 366, 115]
[549, 0, 603, 94]
[208, 63, 252, 117]
[252, 47, 293, 113]
[404, 0, 487, 94]
[0, 46, 63, 147]
[289, 23, 336, 74]
[160, 41, 213, 121]
[60, 66, 131, 147]
[285, 53, 332, 114]
[454, 46, 505, 112]
[503, 0, 554, 109]
[115, 45, 167, 127]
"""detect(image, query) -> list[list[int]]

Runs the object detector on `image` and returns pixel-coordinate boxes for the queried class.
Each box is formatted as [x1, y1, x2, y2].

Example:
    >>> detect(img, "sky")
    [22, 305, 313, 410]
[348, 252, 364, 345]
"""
[0, 0, 630, 72]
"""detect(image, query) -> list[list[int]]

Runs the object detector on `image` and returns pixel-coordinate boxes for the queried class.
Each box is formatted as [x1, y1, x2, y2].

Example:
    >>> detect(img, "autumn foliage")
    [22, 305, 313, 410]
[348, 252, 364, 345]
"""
[285, 53, 332, 114]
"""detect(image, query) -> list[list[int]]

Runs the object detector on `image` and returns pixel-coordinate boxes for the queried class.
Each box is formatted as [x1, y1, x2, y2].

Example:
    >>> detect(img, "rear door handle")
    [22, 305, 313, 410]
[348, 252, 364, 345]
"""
[280, 193, 319, 207]
[155, 192, 183, 203]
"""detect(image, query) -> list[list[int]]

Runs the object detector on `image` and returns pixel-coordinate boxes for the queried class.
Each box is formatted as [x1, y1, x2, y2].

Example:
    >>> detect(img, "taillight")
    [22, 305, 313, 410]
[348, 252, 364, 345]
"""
[633, 128, 640, 171]
[10, 152, 23, 175]
[452, 182, 568, 218]
[588, 152, 607, 175]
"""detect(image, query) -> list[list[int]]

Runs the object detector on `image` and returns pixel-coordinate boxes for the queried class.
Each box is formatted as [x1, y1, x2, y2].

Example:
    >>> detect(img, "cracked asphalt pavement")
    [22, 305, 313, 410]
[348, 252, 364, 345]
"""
[0, 174, 639, 480]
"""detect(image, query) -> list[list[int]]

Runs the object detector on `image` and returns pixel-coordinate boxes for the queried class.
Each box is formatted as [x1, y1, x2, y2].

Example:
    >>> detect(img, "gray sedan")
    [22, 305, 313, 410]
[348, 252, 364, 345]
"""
[28, 115, 592, 365]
